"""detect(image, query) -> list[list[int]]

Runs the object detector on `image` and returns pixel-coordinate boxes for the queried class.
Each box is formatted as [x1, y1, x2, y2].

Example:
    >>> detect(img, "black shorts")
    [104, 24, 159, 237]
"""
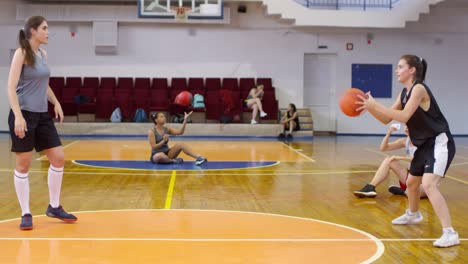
[285, 122, 300, 131]
[8, 110, 62, 153]
[410, 132, 455, 177]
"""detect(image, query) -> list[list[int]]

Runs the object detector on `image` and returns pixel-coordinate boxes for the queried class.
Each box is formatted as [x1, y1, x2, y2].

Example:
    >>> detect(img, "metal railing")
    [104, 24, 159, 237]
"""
[295, 0, 401, 10]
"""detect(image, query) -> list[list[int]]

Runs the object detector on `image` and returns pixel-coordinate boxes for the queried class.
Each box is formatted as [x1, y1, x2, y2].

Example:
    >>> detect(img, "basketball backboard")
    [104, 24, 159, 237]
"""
[138, 0, 224, 20]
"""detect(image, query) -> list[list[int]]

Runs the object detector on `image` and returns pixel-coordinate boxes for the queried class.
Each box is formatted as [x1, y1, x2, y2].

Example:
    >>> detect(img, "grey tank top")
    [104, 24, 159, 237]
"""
[152, 126, 170, 153]
[16, 49, 50, 113]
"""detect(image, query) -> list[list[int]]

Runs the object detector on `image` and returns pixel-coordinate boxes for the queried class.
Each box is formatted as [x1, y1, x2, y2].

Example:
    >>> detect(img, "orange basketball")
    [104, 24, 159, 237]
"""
[174, 91, 193, 107]
[339, 88, 367, 117]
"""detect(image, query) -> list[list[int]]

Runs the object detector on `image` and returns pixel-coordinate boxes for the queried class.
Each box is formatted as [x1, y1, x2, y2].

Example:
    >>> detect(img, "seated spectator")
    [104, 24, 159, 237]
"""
[278, 103, 300, 139]
[244, 85, 267, 124]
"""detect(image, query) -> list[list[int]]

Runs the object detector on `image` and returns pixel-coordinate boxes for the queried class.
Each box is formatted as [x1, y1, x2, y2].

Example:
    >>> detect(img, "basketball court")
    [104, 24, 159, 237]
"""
[0, 136, 466, 262]
[0, 0, 467, 263]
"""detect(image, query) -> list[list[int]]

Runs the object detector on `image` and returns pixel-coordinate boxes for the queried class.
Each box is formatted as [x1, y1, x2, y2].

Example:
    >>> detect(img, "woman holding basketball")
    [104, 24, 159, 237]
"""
[148, 111, 207, 165]
[244, 84, 267, 124]
[356, 55, 458, 248]
[7, 16, 77, 230]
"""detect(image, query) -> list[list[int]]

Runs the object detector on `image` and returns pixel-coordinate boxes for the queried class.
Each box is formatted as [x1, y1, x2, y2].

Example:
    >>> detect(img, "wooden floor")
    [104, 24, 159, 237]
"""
[0, 135, 466, 263]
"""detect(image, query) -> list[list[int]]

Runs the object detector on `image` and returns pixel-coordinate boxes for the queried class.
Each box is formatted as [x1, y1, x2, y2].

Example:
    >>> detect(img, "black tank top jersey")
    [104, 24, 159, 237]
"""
[287, 111, 300, 124]
[400, 82, 450, 147]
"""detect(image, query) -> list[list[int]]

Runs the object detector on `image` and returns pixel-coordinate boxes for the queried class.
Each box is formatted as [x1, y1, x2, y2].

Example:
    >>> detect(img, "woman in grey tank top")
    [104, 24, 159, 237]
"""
[7, 16, 77, 230]
[148, 111, 207, 166]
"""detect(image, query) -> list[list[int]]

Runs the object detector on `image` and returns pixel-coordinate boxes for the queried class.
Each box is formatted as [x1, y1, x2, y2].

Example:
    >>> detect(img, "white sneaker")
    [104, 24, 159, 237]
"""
[260, 111, 267, 118]
[391, 209, 423, 225]
[433, 232, 460, 248]
[251, 120, 258, 124]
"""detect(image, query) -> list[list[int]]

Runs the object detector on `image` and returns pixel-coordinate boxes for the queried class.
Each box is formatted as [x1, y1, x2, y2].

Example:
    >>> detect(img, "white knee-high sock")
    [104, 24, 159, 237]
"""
[48, 165, 63, 208]
[14, 170, 30, 216]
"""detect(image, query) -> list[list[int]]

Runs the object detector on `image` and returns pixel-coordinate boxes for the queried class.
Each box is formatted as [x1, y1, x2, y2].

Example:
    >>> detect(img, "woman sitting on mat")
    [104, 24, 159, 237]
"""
[148, 111, 207, 165]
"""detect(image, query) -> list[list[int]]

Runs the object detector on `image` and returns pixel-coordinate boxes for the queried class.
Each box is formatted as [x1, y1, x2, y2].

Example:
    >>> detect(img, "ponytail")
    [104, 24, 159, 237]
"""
[18, 28, 35, 66]
[418, 58, 427, 83]
[18, 16, 47, 66]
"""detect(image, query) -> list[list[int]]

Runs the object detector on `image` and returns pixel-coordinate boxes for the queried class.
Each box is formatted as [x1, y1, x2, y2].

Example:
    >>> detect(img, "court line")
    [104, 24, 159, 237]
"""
[0, 238, 373, 242]
[0, 168, 377, 176]
[365, 149, 468, 184]
[71, 160, 281, 172]
[445, 175, 468, 185]
[450, 162, 468, 167]
[36, 140, 80, 161]
[0, 237, 465, 242]
[368, 147, 468, 162]
[164, 170, 177, 209]
[455, 155, 468, 160]
[380, 238, 468, 242]
[0, 208, 384, 264]
[281, 142, 315, 162]
[365, 148, 386, 157]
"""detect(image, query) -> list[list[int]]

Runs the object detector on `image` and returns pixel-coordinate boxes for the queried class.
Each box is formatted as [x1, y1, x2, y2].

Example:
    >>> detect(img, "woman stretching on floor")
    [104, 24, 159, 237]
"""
[148, 111, 207, 166]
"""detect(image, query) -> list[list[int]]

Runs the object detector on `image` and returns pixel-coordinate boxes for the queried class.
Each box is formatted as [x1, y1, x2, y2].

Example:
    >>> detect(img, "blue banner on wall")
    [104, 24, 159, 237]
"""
[352, 64, 392, 98]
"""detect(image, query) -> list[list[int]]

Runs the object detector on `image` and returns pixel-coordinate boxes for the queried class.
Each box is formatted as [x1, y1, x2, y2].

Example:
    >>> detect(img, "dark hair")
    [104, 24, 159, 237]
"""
[401, 54, 427, 83]
[19, 16, 46, 66]
[289, 103, 297, 113]
[150, 112, 164, 124]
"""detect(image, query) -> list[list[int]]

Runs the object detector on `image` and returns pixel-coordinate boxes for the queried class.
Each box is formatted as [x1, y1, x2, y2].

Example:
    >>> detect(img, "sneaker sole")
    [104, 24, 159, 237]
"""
[388, 191, 407, 196]
[434, 241, 460, 248]
[20, 226, 33, 230]
[392, 218, 423, 225]
[353, 191, 377, 198]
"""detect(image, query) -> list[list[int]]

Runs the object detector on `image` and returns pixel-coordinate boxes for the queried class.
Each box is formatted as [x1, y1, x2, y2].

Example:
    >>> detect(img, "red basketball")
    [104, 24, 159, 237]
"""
[174, 91, 193, 107]
[339, 88, 367, 117]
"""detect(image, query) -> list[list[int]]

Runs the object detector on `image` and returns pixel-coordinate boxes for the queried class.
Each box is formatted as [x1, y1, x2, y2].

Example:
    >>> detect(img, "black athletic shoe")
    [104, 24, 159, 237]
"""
[388, 185, 407, 196]
[287, 134, 293, 139]
[278, 133, 285, 139]
[195, 156, 207, 166]
[172, 158, 184, 164]
[46, 205, 78, 223]
[353, 184, 377, 198]
[20, 213, 33, 230]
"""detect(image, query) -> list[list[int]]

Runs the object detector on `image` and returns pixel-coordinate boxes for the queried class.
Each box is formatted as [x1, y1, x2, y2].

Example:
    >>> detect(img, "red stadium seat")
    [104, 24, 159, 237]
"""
[83, 77, 99, 90]
[100, 77, 116, 90]
[239, 78, 255, 92]
[151, 78, 169, 90]
[62, 77, 82, 115]
[222, 78, 239, 91]
[205, 78, 221, 91]
[135, 78, 150, 90]
[256, 78, 273, 90]
[171, 78, 187, 90]
[48, 77, 64, 117]
[149, 89, 170, 112]
[95, 89, 114, 119]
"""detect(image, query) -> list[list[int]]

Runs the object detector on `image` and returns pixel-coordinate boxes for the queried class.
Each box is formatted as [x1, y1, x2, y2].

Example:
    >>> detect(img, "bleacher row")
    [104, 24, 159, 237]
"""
[48, 77, 279, 122]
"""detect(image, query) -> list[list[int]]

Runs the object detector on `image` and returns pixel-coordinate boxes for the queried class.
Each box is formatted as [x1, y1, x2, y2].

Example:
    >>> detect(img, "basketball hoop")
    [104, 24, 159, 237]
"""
[171, 6, 190, 21]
